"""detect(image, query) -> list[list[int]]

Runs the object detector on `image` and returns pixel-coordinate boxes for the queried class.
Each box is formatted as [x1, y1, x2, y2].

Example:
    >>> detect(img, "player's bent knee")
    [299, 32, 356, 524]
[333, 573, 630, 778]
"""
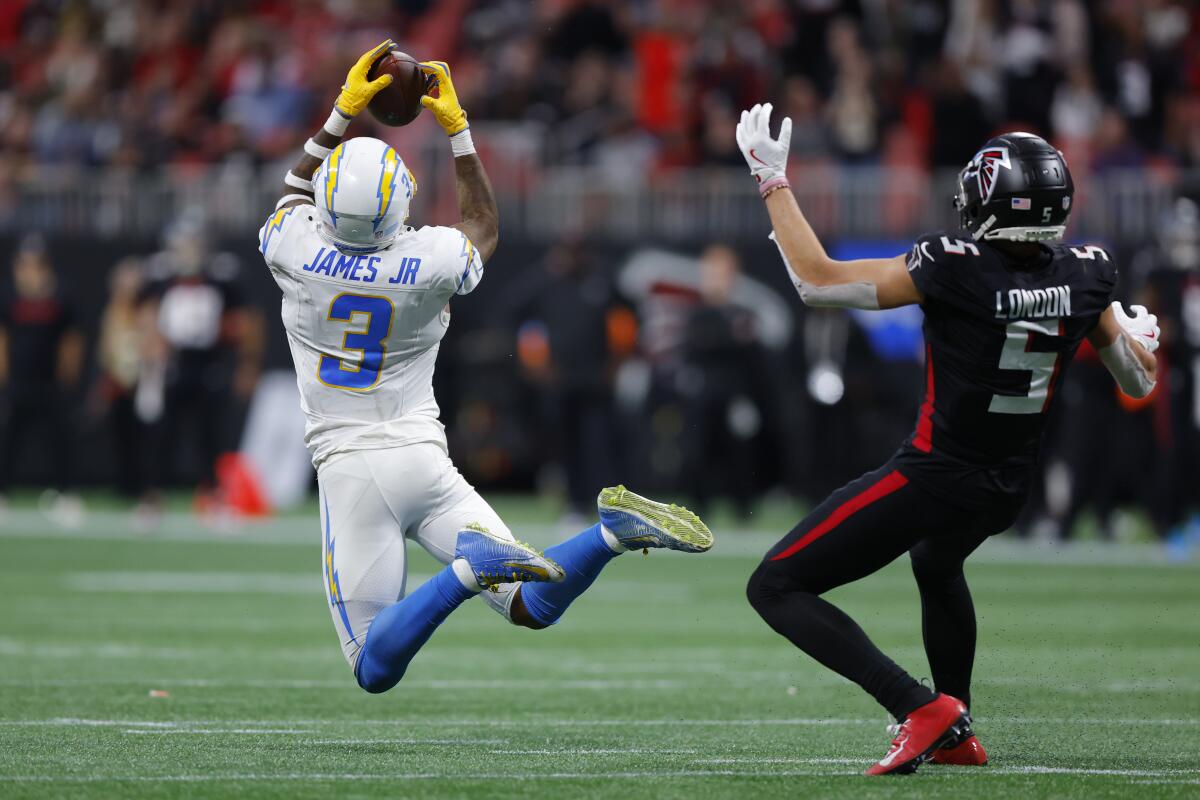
[509, 593, 551, 630]
[353, 646, 410, 694]
[356, 674, 394, 694]
[909, 551, 964, 587]
[748, 558, 823, 611]
[512, 615, 550, 631]
[746, 562, 778, 612]
[355, 661, 404, 694]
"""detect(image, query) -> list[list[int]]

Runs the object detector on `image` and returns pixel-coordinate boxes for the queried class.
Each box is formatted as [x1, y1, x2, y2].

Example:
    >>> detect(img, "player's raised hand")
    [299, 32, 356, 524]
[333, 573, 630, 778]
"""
[335, 40, 396, 117]
[736, 103, 792, 189]
[419, 61, 468, 136]
[1112, 301, 1161, 353]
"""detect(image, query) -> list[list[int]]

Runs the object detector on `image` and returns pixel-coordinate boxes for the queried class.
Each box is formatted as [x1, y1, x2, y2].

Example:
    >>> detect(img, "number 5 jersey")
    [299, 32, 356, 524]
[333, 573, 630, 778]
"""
[258, 203, 484, 466]
[895, 230, 1118, 508]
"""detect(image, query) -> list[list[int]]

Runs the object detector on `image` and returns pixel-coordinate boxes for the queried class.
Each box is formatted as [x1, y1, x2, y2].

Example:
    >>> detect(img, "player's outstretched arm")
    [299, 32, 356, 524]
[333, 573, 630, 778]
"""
[736, 103, 921, 310]
[272, 40, 396, 212]
[1088, 302, 1159, 398]
[419, 61, 499, 263]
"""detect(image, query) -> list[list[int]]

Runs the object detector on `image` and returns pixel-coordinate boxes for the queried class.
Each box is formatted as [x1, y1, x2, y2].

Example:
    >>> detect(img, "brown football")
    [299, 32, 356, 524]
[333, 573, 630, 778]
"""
[366, 49, 426, 127]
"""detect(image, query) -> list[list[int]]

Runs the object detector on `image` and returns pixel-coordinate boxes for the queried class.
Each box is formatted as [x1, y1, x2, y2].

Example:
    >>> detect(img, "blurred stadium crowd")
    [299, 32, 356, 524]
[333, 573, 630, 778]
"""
[0, 0, 1198, 549]
[2, 0, 1198, 171]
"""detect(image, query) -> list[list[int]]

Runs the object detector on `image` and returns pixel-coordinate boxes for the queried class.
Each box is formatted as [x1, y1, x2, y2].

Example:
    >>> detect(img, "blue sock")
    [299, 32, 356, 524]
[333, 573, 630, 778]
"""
[519, 524, 620, 626]
[355, 565, 476, 693]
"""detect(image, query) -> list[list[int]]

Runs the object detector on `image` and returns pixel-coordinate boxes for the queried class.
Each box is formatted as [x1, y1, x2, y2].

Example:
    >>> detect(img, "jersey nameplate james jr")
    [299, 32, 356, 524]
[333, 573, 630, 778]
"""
[258, 203, 483, 466]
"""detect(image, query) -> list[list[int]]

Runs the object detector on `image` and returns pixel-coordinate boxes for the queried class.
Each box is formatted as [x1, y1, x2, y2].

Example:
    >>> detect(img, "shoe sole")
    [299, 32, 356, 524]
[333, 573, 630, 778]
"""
[881, 712, 974, 776]
[597, 486, 714, 553]
[927, 730, 988, 767]
[461, 525, 566, 587]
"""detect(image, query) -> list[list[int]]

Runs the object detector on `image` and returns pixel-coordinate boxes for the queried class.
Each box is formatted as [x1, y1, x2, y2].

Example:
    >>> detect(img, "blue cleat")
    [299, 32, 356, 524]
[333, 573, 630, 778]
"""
[455, 523, 566, 590]
[597, 485, 714, 553]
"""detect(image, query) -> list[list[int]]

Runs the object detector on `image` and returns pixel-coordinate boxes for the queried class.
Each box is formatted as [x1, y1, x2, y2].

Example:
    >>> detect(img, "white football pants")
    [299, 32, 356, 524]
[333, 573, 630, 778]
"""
[317, 442, 518, 668]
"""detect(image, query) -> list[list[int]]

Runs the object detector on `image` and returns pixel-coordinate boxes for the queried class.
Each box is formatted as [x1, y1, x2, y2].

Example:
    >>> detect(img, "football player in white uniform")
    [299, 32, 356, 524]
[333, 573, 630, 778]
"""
[258, 42, 714, 693]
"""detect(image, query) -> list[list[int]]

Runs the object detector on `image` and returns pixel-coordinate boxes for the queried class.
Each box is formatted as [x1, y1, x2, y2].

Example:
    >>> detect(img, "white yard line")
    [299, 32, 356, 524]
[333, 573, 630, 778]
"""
[0, 639, 216, 660]
[995, 766, 1200, 777]
[3, 716, 1199, 729]
[0, 717, 878, 728]
[0, 677, 349, 688]
[977, 675, 1200, 693]
[4, 766, 1199, 783]
[2, 513, 1196, 568]
[695, 757, 864, 765]
[0, 772, 854, 783]
[59, 569, 420, 597]
[7, 668, 1196, 696]
[62, 571, 319, 595]
[298, 738, 507, 745]
[488, 748, 700, 756]
[123, 728, 317, 735]
[0, 676, 691, 691]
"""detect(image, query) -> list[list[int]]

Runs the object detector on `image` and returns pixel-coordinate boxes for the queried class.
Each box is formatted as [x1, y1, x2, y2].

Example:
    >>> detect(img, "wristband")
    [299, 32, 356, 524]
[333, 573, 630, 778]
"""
[285, 171, 313, 192]
[323, 107, 351, 137]
[759, 176, 790, 198]
[450, 127, 476, 158]
[304, 139, 332, 159]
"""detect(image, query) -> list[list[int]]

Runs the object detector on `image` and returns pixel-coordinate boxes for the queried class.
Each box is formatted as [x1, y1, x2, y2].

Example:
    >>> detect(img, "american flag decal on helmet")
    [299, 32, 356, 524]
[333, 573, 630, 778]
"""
[972, 147, 1011, 203]
[1011, 197, 1031, 210]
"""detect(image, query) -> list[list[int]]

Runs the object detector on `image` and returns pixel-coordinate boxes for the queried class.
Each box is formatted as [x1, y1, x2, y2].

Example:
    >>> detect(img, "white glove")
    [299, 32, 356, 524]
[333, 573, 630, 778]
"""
[1111, 301, 1161, 353]
[735, 103, 791, 192]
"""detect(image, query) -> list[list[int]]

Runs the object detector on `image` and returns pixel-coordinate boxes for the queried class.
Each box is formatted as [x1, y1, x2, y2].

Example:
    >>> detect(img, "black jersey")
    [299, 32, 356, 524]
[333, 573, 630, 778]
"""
[894, 231, 1118, 505]
[141, 256, 244, 378]
[1146, 267, 1200, 441]
[0, 293, 77, 388]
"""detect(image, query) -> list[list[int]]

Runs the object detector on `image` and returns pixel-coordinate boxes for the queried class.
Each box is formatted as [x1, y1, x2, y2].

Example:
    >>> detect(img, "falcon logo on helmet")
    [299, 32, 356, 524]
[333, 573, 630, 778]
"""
[972, 147, 1011, 204]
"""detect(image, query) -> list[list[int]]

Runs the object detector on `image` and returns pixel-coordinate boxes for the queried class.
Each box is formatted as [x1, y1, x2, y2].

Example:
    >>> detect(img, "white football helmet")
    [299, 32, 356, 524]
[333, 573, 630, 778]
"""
[313, 137, 415, 253]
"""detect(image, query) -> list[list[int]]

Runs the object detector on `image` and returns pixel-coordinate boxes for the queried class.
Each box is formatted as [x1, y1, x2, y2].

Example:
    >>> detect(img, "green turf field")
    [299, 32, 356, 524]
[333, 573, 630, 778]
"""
[2, 507, 1198, 798]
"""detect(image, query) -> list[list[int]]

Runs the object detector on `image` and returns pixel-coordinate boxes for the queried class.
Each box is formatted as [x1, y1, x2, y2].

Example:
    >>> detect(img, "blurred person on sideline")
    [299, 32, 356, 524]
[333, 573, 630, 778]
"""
[93, 258, 158, 524]
[0, 237, 84, 525]
[681, 245, 765, 519]
[1140, 198, 1200, 557]
[140, 217, 263, 514]
[512, 239, 625, 521]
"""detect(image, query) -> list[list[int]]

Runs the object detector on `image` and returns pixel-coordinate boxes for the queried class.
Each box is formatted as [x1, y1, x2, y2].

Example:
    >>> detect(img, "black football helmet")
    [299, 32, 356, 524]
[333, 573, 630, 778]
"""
[954, 132, 1074, 242]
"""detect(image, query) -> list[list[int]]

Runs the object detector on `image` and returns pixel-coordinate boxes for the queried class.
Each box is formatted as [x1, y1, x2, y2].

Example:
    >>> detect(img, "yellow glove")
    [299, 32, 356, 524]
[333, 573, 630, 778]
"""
[419, 61, 469, 135]
[335, 40, 395, 117]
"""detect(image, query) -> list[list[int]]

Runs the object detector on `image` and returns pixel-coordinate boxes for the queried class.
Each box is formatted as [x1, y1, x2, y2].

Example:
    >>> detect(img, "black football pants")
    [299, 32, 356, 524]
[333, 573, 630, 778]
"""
[747, 460, 1020, 720]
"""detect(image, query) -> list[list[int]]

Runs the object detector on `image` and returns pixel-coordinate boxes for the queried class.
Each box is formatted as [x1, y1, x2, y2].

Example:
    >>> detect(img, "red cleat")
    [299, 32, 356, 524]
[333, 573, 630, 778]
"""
[865, 694, 972, 775]
[929, 733, 988, 766]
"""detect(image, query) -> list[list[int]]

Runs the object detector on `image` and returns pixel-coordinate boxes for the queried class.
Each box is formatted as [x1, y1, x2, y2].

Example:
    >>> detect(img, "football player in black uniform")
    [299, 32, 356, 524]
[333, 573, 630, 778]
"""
[1140, 198, 1200, 554]
[735, 105, 1161, 775]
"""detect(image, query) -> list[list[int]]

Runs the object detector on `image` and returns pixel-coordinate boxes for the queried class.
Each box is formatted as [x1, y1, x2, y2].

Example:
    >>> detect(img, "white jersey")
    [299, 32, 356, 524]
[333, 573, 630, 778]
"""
[258, 203, 483, 466]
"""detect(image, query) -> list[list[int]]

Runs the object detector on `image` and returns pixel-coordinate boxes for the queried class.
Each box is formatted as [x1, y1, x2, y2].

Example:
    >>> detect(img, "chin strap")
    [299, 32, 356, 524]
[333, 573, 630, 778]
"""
[980, 225, 1067, 242]
[276, 194, 311, 210]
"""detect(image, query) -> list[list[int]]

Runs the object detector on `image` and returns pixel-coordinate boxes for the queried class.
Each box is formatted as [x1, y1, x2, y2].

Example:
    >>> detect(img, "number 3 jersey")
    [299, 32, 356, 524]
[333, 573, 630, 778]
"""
[258, 203, 483, 466]
[896, 230, 1118, 506]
